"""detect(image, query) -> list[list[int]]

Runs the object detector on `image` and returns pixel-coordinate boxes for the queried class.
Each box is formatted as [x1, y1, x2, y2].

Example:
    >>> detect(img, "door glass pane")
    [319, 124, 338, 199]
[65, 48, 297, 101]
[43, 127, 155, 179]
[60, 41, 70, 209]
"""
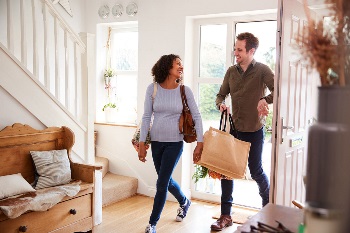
[198, 83, 222, 131]
[199, 25, 227, 78]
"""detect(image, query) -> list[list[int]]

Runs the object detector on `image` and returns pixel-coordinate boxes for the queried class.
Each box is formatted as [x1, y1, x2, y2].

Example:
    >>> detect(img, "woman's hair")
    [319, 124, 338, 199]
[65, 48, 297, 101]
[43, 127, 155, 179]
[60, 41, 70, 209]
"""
[151, 54, 181, 83]
[236, 32, 259, 52]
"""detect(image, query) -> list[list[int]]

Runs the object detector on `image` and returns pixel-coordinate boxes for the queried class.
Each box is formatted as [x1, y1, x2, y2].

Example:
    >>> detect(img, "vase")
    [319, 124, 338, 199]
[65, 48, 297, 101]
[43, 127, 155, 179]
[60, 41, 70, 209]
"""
[305, 86, 350, 233]
[105, 108, 117, 123]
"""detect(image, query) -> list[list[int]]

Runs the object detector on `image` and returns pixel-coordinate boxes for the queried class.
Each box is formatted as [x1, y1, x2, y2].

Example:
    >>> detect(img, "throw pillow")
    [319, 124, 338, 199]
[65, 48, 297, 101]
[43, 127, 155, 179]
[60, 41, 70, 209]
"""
[30, 149, 71, 189]
[0, 173, 36, 199]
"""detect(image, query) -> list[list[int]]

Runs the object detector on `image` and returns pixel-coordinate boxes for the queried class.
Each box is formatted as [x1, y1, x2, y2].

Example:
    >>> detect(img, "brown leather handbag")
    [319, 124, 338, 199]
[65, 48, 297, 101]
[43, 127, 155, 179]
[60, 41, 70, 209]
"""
[179, 85, 197, 143]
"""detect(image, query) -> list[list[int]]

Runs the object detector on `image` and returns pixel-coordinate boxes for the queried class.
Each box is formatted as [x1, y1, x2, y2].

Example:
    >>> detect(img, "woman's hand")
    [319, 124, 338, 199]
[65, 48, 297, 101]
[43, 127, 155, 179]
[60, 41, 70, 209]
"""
[193, 142, 203, 163]
[138, 142, 147, 163]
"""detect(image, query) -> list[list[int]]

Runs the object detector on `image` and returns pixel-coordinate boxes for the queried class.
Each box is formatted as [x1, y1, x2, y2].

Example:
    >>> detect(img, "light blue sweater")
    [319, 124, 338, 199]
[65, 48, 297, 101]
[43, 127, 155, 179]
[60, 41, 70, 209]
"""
[140, 83, 203, 143]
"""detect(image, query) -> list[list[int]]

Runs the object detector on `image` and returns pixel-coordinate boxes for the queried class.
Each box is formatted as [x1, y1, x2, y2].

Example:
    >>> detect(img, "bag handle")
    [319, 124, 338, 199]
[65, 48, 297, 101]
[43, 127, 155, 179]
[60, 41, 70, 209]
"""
[219, 110, 228, 132]
[180, 85, 189, 109]
[228, 113, 237, 132]
[219, 110, 237, 136]
[152, 83, 157, 103]
[179, 85, 190, 134]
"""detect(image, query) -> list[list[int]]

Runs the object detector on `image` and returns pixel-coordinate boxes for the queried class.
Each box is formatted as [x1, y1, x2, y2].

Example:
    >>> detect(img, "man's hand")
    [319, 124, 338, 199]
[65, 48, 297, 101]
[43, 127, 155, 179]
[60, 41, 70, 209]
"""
[193, 142, 203, 163]
[219, 104, 230, 114]
[257, 98, 269, 116]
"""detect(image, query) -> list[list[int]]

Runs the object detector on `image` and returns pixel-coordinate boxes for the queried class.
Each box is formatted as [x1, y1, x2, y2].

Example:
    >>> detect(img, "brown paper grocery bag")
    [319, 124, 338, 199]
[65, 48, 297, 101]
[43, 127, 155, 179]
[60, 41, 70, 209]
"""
[197, 127, 251, 179]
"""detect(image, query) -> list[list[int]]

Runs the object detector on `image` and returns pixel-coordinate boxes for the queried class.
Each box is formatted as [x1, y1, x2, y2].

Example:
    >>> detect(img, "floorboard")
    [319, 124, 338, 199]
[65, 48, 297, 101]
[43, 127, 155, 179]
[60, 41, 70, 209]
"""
[93, 195, 258, 233]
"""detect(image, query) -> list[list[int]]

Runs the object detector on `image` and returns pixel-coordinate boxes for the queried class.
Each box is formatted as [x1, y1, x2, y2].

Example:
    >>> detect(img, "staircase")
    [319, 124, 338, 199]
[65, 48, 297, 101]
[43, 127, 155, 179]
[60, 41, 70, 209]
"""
[95, 156, 138, 207]
[2, 0, 138, 210]
[0, 0, 95, 163]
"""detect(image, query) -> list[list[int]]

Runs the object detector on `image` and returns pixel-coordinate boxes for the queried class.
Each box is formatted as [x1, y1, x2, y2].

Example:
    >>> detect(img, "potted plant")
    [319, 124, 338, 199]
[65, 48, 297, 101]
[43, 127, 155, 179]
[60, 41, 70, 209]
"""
[103, 68, 117, 122]
[296, 1, 350, 231]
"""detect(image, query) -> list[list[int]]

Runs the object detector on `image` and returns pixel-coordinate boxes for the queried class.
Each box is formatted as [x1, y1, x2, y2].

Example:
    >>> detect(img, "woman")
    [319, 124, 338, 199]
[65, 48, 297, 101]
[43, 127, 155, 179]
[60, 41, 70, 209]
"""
[138, 54, 203, 233]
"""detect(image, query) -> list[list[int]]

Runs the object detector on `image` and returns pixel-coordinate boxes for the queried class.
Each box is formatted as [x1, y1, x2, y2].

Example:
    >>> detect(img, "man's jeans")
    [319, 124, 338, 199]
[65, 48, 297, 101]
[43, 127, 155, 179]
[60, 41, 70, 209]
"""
[221, 127, 270, 215]
[149, 141, 187, 226]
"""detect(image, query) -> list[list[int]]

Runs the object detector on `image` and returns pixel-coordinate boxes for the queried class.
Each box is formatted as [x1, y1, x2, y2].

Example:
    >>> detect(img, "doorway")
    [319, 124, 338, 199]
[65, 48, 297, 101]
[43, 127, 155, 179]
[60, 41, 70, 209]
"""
[192, 19, 277, 209]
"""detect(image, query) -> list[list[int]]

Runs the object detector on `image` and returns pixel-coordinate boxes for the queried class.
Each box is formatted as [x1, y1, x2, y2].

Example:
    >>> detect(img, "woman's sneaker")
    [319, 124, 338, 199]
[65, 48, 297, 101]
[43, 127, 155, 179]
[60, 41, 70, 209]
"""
[175, 199, 191, 222]
[145, 224, 156, 233]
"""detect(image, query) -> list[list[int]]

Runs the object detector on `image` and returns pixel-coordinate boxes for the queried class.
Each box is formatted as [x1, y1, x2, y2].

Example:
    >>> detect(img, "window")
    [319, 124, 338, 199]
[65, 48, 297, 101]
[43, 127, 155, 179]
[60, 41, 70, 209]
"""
[109, 26, 138, 124]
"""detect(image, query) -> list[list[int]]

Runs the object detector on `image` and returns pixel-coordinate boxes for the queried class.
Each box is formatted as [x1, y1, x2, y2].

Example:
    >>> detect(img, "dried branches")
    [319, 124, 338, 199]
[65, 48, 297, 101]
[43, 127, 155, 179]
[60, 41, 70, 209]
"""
[296, 0, 350, 86]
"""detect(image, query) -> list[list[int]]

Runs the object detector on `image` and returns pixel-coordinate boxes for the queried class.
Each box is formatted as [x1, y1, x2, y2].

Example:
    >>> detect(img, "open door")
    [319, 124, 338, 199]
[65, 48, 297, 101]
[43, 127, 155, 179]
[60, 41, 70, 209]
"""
[271, 0, 318, 207]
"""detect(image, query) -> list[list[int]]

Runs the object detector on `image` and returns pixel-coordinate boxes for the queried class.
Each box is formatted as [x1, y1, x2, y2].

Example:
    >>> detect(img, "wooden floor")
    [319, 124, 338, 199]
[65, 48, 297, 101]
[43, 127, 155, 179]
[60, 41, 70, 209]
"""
[93, 195, 251, 233]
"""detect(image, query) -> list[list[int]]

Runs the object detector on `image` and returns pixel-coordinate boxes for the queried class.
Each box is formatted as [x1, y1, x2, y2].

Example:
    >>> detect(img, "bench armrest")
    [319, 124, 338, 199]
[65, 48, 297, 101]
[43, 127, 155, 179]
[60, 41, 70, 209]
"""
[70, 162, 102, 183]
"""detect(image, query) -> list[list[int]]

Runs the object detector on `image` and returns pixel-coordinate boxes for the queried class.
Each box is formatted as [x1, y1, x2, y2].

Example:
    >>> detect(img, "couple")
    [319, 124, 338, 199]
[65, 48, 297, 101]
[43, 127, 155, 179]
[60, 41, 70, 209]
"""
[138, 32, 274, 233]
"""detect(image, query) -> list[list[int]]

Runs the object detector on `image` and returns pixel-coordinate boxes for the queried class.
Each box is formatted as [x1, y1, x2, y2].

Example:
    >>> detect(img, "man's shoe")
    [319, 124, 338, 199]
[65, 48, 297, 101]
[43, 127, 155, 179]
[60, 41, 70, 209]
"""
[175, 199, 191, 222]
[210, 215, 232, 231]
[145, 224, 156, 233]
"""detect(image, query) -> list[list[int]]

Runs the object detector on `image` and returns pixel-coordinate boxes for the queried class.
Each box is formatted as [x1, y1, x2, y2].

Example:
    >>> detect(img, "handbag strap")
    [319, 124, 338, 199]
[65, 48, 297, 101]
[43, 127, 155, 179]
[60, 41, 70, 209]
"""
[180, 85, 189, 110]
[219, 110, 228, 131]
[152, 83, 157, 103]
[179, 85, 189, 133]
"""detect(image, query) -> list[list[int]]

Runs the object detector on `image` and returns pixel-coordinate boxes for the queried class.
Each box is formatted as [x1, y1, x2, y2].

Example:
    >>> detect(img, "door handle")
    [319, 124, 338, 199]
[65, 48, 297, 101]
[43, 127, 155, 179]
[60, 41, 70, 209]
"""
[280, 117, 294, 144]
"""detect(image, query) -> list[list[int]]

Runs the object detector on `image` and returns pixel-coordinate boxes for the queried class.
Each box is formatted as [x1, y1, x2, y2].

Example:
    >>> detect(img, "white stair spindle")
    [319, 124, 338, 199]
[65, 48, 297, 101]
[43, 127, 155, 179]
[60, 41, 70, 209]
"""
[64, 29, 70, 110]
[20, 0, 27, 67]
[74, 42, 78, 117]
[54, 17, 60, 100]
[7, 0, 14, 53]
[31, 0, 38, 77]
[43, 3, 50, 89]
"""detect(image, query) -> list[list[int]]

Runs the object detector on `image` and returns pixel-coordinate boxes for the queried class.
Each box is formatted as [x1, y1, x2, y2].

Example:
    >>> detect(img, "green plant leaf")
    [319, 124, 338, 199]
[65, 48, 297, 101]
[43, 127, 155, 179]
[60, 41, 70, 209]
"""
[102, 103, 117, 111]
[192, 165, 209, 183]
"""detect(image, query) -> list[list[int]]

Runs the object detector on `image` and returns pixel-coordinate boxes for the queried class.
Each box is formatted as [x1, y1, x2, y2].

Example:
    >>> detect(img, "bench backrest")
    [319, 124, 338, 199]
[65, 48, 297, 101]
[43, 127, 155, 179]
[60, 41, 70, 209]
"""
[0, 123, 74, 184]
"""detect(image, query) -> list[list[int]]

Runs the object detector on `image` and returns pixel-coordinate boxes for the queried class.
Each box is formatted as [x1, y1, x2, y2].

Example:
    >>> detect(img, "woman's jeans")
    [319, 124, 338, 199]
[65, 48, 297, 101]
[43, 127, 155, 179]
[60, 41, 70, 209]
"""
[221, 127, 270, 215]
[149, 141, 187, 226]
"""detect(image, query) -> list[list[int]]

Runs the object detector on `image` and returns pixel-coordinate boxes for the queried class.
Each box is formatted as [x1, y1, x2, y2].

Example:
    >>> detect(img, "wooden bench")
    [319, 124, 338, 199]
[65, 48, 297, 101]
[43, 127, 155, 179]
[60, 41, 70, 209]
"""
[0, 123, 102, 233]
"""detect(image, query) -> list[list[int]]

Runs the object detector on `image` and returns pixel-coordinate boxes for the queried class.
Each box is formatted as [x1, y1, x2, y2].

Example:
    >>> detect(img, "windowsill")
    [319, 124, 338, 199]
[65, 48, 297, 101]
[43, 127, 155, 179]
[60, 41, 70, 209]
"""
[94, 122, 137, 128]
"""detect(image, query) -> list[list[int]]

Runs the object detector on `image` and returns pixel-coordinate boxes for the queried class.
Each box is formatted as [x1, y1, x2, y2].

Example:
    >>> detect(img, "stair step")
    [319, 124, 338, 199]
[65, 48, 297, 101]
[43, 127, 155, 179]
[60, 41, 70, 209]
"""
[102, 172, 138, 207]
[95, 156, 109, 178]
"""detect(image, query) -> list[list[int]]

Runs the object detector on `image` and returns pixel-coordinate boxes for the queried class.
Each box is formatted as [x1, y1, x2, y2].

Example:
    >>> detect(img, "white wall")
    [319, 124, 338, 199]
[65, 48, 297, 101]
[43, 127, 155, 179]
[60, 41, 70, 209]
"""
[52, 0, 86, 34]
[88, 0, 278, 199]
[0, 86, 44, 130]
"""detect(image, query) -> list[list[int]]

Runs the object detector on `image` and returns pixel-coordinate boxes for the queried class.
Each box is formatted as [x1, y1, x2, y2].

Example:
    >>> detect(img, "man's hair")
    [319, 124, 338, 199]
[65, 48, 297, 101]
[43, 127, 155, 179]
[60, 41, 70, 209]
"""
[236, 32, 259, 52]
[151, 54, 181, 83]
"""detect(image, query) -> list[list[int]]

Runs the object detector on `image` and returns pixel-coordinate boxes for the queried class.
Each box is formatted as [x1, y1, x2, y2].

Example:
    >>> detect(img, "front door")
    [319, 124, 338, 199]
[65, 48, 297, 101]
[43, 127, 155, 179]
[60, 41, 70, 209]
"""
[271, 0, 318, 207]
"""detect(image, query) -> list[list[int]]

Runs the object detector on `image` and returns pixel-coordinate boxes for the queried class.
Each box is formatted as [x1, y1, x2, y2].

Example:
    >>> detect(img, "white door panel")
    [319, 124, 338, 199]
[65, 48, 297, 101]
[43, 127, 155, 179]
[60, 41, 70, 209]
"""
[272, 0, 317, 207]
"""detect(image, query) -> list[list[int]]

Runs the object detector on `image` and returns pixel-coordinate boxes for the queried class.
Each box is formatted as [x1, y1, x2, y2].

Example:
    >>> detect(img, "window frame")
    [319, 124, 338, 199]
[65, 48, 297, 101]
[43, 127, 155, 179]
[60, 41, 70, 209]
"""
[191, 14, 277, 203]
[108, 24, 139, 124]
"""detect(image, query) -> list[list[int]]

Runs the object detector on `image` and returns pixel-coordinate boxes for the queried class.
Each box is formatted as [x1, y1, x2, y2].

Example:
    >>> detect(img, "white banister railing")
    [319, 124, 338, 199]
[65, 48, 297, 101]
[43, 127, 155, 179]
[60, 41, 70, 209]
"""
[2, 0, 86, 122]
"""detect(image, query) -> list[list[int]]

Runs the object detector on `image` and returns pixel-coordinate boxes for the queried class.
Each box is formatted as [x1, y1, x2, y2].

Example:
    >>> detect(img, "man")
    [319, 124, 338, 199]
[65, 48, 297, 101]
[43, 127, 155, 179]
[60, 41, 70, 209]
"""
[210, 32, 274, 231]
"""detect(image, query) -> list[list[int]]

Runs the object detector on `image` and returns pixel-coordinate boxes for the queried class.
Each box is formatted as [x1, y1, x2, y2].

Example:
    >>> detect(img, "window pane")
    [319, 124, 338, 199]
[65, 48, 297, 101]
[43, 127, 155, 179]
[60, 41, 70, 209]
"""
[112, 31, 138, 71]
[235, 21, 277, 71]
[198, 83, 222, 131]
[199, 25, 227, 78]
[115, 74, 137, 124]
